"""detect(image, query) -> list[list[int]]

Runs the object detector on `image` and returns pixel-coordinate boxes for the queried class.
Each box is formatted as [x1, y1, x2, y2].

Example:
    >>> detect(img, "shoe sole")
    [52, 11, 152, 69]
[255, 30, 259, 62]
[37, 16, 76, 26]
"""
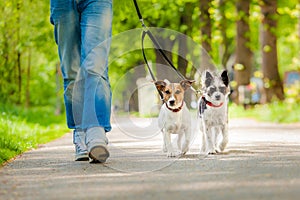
[89, 145, 110, 163]
[75, 154, 89, 161]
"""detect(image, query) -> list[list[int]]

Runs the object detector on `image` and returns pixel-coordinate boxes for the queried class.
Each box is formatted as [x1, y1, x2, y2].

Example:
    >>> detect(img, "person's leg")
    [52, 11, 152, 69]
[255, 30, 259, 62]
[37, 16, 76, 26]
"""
[50, 0, 88, 161]
[78, 0, 113, 162]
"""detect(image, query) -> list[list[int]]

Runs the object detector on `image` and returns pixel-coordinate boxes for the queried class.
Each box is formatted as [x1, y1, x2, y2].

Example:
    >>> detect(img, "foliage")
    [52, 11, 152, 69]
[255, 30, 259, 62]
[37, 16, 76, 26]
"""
[0, 104, 68, 165]
[0, 0, 299, 113]
[229, 100, 300, 123]
[0, 0, 58, 105]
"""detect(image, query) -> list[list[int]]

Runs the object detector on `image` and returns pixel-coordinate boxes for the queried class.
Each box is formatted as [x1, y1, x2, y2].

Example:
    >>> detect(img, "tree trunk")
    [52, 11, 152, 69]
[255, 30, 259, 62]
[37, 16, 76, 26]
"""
[25, 48, 31, 108]
[260, 0, 284, 102]
[177, 2, 194, 108]
[155, 36, 177, 82]
[235, 0, 252, 86]
[199, 0, 214, 73]
[199, 0, 212, 55]
[234, 0, 253, 104]
[177, 2, 193, 78]
[219, 0, 232, 69]
[17, 1, 22, 104]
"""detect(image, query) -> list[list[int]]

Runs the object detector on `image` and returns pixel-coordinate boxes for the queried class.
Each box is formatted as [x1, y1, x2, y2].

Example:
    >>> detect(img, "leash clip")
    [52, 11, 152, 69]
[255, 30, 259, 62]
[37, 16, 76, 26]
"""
[140, 20, 148, 32]
[139, 19, 145, 27]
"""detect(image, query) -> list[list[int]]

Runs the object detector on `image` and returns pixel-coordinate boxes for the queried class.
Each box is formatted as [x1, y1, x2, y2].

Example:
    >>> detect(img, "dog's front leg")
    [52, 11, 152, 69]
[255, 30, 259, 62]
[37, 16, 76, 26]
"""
[161, 128, 167, 152]
[200, 120, 207, 154]
[177, 133, 183, 151]
[163, 131, 176, 157]
[206, 127, 217, 154]
[181, 128, 191, 155]
[219, 124, 228, 151]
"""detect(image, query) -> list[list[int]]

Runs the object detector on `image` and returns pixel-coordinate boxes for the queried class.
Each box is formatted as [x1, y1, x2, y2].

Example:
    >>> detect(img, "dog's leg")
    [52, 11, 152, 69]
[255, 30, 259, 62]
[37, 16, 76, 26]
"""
[200, 120, 207, 153]
[213, 127, 221, 153]
[219, 124, 228, 152]
[177, 133, 183, 151]
[164, 131, 176, 157]
[207, 127, 217, 154]
[181, 128, 191, 155]
[163, 140, 167, 153]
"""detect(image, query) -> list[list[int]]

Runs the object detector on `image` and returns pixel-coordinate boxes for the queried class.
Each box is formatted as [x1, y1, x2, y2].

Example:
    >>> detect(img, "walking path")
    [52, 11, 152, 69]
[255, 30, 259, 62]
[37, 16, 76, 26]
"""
[1, 118, 300, 200]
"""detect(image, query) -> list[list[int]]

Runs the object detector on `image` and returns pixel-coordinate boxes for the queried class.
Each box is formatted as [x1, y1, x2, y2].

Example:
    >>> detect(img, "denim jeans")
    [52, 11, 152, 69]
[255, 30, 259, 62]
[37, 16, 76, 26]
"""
[50, 0, 112, 132]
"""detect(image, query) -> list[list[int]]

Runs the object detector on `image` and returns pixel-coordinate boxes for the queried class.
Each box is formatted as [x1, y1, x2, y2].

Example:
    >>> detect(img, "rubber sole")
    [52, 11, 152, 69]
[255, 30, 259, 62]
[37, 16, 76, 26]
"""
[88, 145, 110, 163]
[75, 153, 89, 161]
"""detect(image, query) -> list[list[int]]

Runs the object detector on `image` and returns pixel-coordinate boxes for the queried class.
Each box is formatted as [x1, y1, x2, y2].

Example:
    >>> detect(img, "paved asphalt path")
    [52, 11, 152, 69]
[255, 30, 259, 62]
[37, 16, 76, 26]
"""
[1, 118, 300, 200]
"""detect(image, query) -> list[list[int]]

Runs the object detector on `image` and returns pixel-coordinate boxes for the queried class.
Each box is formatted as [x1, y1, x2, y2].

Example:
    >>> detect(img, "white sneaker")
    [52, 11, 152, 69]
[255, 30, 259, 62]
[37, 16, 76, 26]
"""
[86, 127, 109, 163]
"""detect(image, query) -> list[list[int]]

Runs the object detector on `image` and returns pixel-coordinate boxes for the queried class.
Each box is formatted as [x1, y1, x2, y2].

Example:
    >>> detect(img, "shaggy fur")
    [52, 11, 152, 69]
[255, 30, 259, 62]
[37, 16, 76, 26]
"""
[198, 70, 230, 154]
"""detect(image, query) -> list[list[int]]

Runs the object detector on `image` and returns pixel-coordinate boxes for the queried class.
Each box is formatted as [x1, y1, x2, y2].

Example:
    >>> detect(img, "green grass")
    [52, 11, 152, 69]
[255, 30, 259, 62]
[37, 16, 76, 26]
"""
[229, 101, 300, 123]
[0, 104, 68, 165]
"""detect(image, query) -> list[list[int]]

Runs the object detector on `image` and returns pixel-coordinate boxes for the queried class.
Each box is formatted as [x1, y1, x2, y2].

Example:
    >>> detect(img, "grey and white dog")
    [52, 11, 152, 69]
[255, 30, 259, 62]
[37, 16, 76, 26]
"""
[198, 70, 230, 154]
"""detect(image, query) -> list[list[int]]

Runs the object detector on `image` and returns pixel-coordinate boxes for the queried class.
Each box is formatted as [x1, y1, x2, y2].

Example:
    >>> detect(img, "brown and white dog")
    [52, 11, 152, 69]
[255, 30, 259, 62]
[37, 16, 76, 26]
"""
[198, 70, 230, 154]
[155, 79, 194, 157]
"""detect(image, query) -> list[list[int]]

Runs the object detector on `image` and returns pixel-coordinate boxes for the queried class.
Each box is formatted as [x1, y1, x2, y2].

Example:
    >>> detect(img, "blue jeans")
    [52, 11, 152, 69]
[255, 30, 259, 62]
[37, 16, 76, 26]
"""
[50, 0, 112, 132]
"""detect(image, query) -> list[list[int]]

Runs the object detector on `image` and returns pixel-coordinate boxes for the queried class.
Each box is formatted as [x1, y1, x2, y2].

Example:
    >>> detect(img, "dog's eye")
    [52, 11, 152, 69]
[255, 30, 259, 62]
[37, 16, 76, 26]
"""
[219, 86, 226, 93]
[175, 90, 181, 94]
[165, 90, 171, 94]
[209, 87, 216, 94]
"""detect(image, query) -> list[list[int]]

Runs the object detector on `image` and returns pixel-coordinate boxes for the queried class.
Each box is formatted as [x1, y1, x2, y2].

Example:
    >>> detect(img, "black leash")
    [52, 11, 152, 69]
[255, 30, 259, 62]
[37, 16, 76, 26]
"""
[133, 0, 199, 100]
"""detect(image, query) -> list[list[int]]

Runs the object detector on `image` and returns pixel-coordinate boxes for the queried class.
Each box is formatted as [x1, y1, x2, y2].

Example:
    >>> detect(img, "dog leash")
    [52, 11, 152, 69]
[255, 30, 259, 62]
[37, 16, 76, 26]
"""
[133, 0, 200, 99]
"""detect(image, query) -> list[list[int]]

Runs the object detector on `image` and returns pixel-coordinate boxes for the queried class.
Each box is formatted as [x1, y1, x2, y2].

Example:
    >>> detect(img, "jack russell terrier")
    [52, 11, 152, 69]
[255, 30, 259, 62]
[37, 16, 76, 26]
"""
[155, 79, 195, 157]
[198, 70, 230, 154]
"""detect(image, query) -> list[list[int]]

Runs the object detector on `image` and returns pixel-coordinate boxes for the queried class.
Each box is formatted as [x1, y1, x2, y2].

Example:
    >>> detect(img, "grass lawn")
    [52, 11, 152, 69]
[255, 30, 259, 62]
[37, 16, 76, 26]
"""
[0, 104, 68, 165]
[229, 101, 300, 123]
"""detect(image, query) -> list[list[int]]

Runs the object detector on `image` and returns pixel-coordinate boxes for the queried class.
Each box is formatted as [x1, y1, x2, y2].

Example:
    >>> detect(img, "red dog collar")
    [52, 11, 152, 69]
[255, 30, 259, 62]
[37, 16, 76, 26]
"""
[202, 97, 223, 108]
[166, 101, 184, 112]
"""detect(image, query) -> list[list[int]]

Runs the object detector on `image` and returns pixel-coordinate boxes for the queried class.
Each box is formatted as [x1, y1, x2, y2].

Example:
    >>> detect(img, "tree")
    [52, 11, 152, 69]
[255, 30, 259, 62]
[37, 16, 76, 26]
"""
[234, 0, 253, 88]
[177, 2, 193, 78]
[0, 0, 58, 106]
[260, 0, 284, 102]
[231, 0, 253, 105]
[218, 0, 235, 69]
[199, 0, 212, 55]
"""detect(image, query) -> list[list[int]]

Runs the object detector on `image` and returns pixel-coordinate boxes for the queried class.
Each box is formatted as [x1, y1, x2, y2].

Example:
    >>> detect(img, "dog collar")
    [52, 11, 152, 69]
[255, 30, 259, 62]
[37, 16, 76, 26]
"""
[203, 97, 223, 108]
[166, 101, 184, 112]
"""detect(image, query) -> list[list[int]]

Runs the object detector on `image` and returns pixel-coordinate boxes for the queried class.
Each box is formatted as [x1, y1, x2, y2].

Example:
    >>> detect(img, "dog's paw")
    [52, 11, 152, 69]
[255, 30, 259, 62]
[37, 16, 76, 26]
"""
[167, 151, 177, 157]
[208, 149, 217, 154]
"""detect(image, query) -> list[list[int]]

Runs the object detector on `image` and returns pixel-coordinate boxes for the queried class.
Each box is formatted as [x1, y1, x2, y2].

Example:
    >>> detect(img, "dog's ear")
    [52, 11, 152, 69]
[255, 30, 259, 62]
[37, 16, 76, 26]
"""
[154, 80, 166, 91]
[204, 71, 213, 87]
[180, 80, 195, 90]
[221, 70, 229, 87]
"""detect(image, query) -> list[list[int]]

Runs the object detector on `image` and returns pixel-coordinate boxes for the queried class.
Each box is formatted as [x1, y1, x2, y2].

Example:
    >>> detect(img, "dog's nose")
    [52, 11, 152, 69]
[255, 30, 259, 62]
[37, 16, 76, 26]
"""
[169, 100, 175, 105]
[215, 95, 221, 100]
